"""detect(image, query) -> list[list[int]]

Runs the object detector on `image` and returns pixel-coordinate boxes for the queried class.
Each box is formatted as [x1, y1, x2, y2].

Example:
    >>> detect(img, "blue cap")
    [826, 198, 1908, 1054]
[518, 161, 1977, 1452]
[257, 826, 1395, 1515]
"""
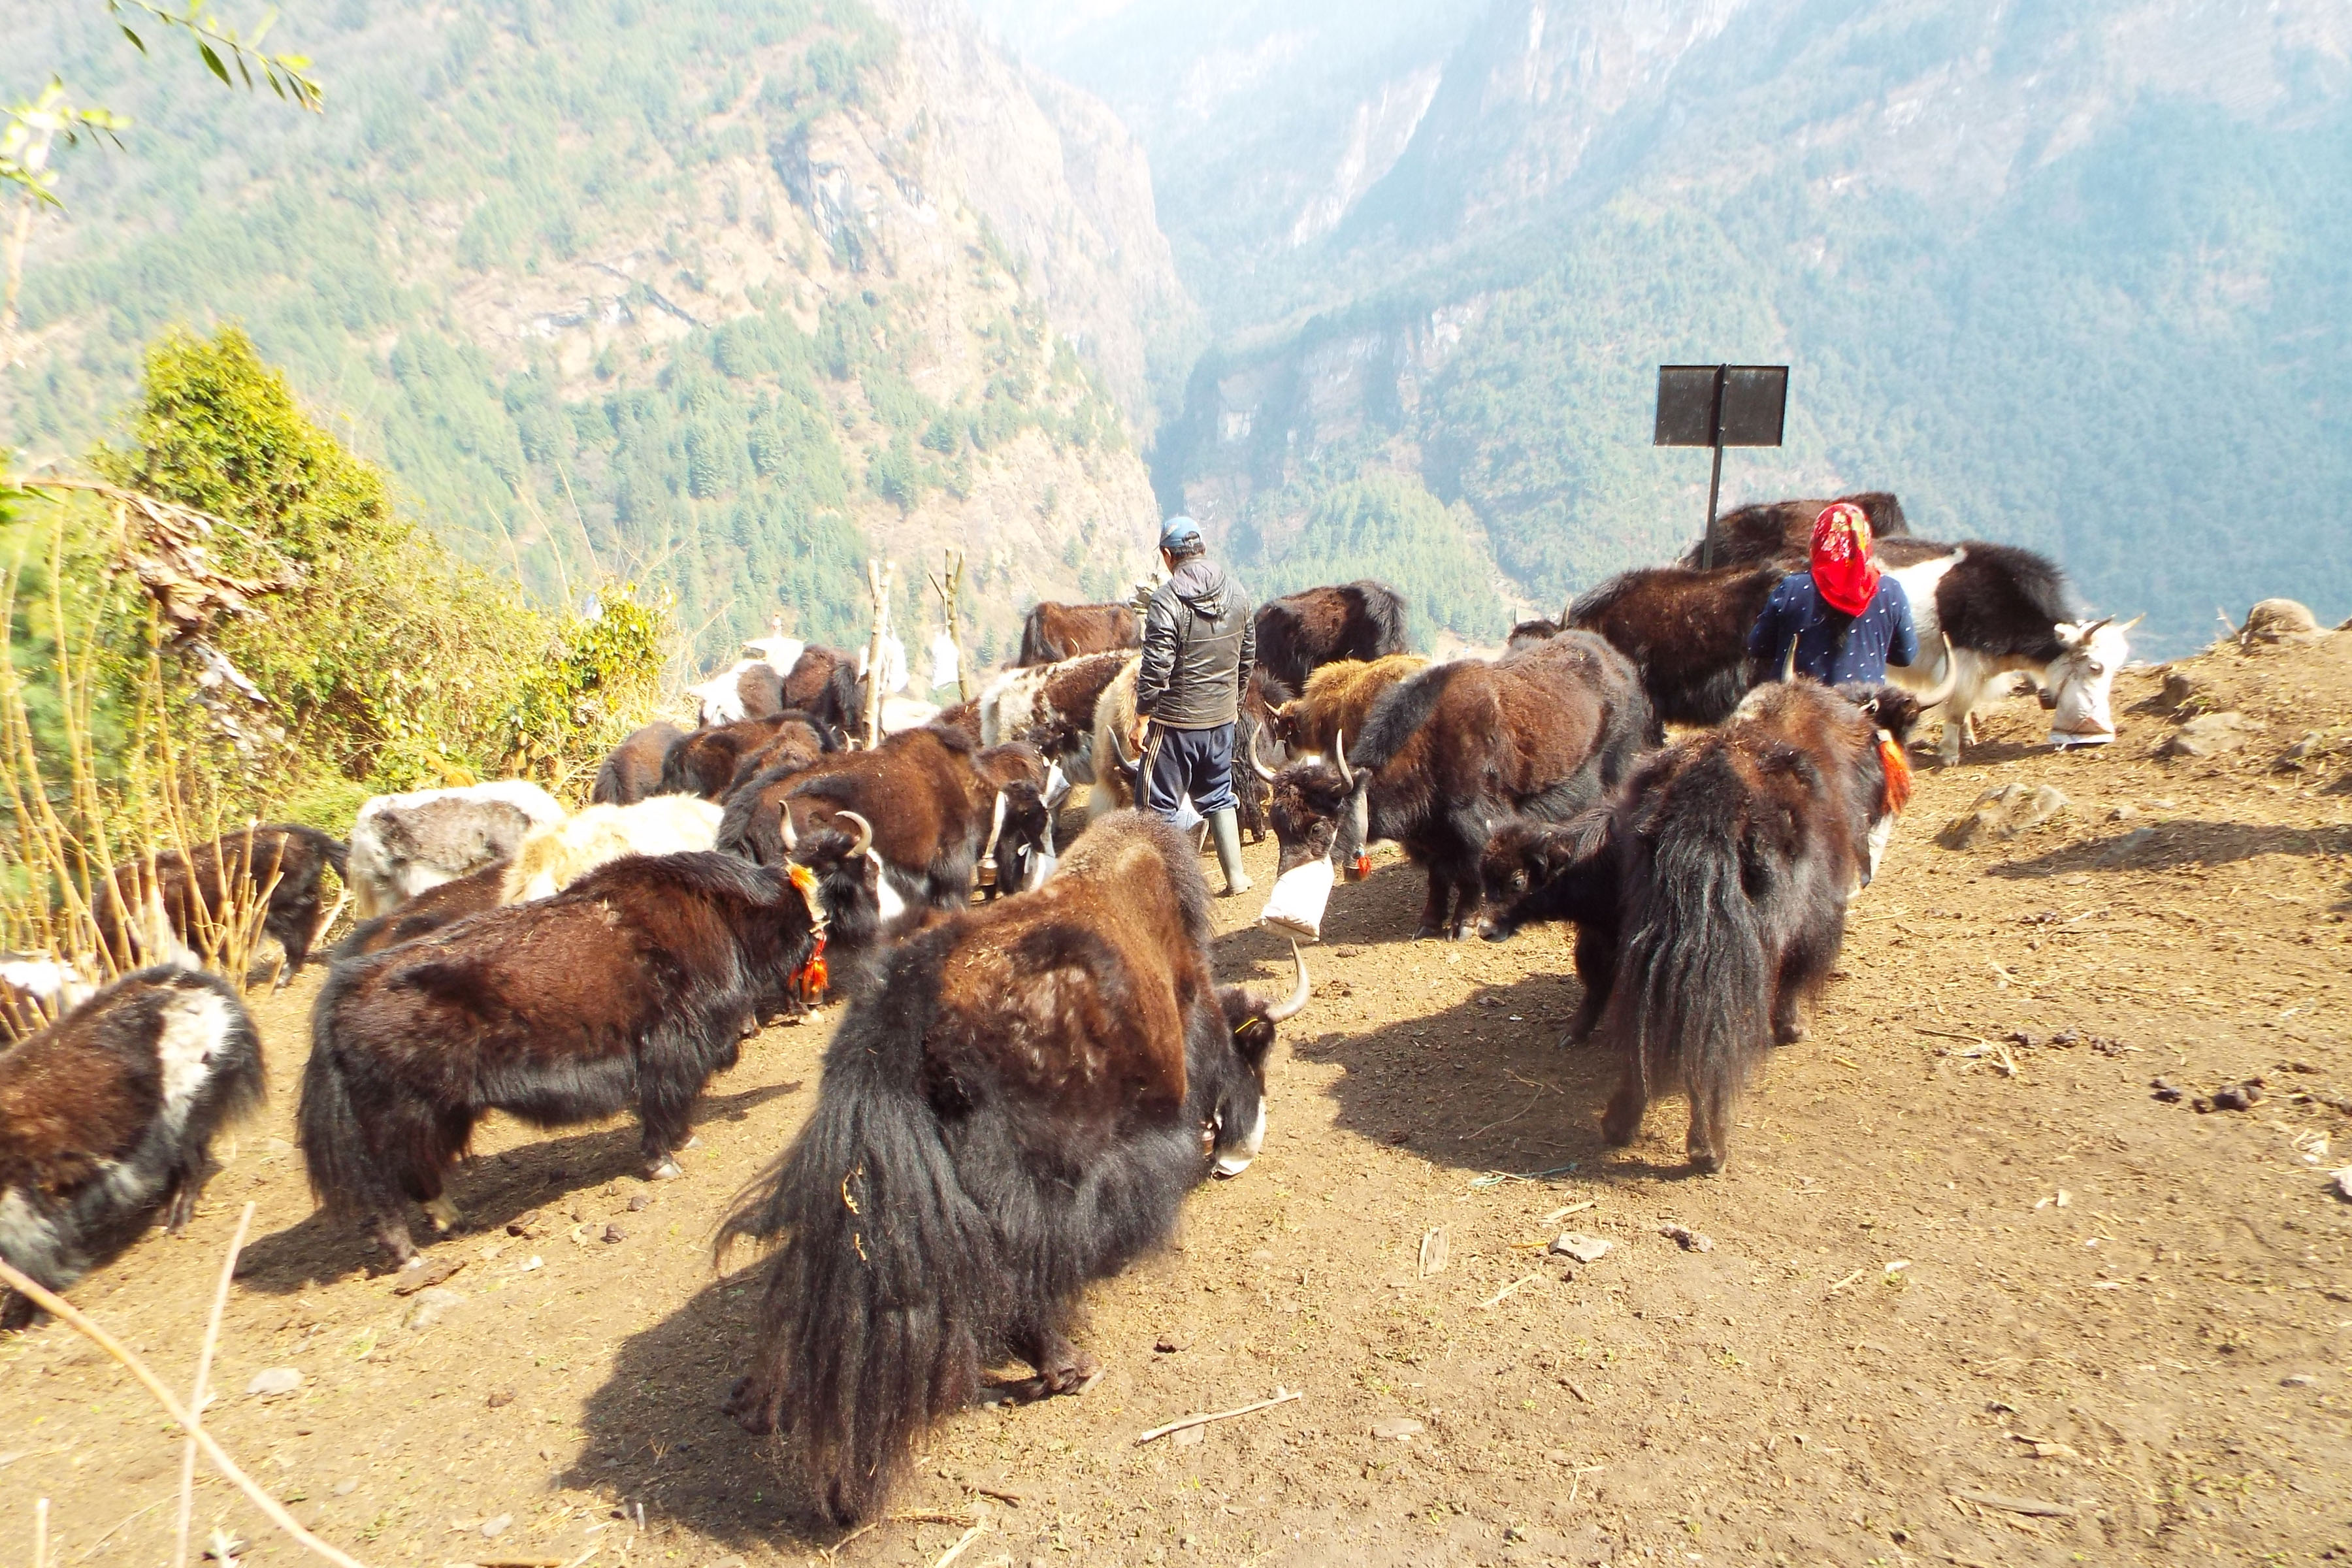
[1158, 515, 1203, 551]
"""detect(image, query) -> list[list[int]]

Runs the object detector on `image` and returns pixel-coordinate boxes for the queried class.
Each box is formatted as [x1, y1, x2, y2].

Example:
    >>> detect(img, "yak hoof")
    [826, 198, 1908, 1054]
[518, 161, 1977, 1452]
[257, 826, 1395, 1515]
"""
[1687, 1149, 1726, 1175]
[723, 1376, 781, 1436]
[1774, 1021, 1810, 1045]
[646, 1157, 685, 1183]
[420, 1196, 461, 1233]
[1412, 924, 1443, 941]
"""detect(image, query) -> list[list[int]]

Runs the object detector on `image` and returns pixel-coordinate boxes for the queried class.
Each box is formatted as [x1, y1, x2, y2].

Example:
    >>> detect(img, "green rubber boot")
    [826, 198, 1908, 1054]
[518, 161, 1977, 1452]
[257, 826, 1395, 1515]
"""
[1209, 808, 1252, 897]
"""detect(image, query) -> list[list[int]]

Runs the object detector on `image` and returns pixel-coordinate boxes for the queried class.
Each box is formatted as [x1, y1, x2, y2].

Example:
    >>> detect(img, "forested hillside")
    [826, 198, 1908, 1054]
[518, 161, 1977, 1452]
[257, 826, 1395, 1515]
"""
[998, 0, 2352, 657]
[3, 0, 1182, 666]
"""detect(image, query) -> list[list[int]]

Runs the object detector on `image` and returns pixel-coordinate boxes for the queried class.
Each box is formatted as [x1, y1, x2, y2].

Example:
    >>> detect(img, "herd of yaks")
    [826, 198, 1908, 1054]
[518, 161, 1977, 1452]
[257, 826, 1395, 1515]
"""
[0, 493, 2134, 1524]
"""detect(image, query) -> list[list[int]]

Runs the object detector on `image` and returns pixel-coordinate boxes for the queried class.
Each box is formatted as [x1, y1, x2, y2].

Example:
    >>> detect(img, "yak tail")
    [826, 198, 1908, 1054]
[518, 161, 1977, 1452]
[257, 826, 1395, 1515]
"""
[1614, 771, 1773, 1166]
[296, 974, 394, 1221]
[719, 1043, 1000, 1525]
[1354, 580, 1409, 659]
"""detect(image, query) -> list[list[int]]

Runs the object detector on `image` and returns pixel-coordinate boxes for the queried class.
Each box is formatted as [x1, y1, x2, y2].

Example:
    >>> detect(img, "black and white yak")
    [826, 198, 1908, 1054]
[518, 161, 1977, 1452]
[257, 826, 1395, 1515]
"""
[718, 811, 1311, 1524]
[1, 966, 265, 1327]
[346, 781, 566, 919]
[299, 851, 829, 1267]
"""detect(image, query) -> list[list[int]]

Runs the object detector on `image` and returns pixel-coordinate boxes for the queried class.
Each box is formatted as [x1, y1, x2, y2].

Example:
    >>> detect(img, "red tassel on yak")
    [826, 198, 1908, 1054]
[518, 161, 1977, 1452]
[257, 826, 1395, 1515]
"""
[1877, 732, 1913, 817]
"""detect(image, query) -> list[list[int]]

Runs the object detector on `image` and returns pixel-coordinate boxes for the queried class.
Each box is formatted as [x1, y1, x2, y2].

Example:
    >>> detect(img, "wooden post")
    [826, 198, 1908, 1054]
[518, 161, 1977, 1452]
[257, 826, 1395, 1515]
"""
[927, 549, 970, 704]
[861, 558, 896, 749]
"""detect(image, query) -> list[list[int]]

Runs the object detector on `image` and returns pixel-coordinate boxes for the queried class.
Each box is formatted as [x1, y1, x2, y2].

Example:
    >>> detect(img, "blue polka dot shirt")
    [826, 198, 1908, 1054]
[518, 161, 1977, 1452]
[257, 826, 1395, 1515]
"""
[1746, 572, 1920, 687]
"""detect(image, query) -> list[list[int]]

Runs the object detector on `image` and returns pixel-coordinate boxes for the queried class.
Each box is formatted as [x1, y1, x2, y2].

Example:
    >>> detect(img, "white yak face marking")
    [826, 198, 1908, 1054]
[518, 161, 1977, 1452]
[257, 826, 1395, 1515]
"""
[874, 868, 907, 924]
[2048, 619, 2133, 747]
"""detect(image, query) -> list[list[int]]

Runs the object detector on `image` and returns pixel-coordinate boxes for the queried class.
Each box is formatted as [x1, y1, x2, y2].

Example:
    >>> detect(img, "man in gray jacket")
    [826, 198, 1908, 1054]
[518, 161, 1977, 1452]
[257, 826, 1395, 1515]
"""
[1130, 516, 1256, 896]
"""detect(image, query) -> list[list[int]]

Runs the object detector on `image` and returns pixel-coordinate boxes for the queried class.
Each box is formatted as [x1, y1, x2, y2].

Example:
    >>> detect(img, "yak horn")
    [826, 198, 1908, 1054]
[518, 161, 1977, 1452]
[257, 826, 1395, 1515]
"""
[1780, 637, 1799, 684]
[1332, 730, 1354, 790]
[983, 791, 1007, 860]
[1264, 942, 1312, 1022]
[1249, 725, 1277, 783]
[1915, 632, 1959, 710]
[779, 804, 798, 852]
[837, 810, 875, 860]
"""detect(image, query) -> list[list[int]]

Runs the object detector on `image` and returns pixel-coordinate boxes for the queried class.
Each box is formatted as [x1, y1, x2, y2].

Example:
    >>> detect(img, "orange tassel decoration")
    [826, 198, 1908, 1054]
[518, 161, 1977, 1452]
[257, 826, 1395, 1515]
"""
[1878, 733, 1913, 817]
[794, 932, 829, 1007]
[1353, 854, 1373, 882]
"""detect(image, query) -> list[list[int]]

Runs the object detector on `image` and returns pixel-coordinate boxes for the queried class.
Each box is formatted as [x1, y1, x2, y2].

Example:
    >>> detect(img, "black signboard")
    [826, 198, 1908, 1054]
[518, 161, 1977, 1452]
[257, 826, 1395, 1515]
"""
[1654, 365, 1790, 567]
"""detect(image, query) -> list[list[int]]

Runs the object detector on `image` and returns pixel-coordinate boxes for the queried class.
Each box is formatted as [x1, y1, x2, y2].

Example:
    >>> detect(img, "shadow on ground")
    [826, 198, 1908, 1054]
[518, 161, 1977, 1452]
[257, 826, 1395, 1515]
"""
[1988, 819, 2352, 879]
[235, 1081, 802, 1292]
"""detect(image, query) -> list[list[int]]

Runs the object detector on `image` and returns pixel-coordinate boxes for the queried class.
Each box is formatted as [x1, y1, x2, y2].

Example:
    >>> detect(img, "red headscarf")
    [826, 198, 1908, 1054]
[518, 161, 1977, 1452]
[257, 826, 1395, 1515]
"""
[1810, 502, 1880, 616]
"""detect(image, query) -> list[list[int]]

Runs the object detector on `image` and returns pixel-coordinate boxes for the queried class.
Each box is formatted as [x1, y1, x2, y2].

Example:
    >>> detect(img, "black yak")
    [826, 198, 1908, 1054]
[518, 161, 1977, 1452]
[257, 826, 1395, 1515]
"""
[1519, 678, 1927, 1173]
[1564, 561, 1788, 728]
[1680, 491, 1911, 568]
[719, 811, 1310, 1524]
[1260, 630, 1658, 941]
[1252, 581, 1409, 693]
[0, 966, 265, 1328]
[93, 824, 348, 983]
[329, 859, 510, 961]
[300, 851, 828, 1266]
[591, 722, 687, 806]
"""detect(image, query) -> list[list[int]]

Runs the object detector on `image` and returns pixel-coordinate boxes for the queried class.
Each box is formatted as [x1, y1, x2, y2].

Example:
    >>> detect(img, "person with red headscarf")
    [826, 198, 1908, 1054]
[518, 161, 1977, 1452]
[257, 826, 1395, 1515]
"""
[1746, 501, 1919, 687]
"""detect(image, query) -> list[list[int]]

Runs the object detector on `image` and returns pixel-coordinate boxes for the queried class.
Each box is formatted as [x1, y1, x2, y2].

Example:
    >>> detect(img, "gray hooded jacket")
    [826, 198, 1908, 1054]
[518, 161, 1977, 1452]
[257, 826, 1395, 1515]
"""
[1135, 559, 1255, 730]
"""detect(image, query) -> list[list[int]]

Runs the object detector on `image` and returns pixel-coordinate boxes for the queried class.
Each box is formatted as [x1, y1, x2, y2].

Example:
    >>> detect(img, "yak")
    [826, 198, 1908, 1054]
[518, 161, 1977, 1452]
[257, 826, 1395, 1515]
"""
[1015, 600, 1138, 667]
[300, 851, 829, 1266]
[1086, 661, 1279, 842]
[1252, 581, 1409, 693]
[502, 796, 725, 902]
[1, 966, 265, 1328]
[979, 651, 1134, 778]
[591, 722, 687, 806]
[348, 781, 564, 919]
[329, 858, 510, 961]
[1259, 631, 1658, 941]
[718, 811, 1310, 1524]
[1680, 492, 1911, 568]
[1565, 561, 1789, 728]
[660, 712, 828, 801]
[1482, 679, 1929, 1173]
[0, 955, 95, 1045]
[1269, 653, 1428, 758]
[93, 825, 348, 983]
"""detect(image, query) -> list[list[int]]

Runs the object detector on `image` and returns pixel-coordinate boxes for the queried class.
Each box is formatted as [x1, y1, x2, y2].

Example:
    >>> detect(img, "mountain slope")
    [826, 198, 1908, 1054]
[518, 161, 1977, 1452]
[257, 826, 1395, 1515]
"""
[3, 0, 1184, 664]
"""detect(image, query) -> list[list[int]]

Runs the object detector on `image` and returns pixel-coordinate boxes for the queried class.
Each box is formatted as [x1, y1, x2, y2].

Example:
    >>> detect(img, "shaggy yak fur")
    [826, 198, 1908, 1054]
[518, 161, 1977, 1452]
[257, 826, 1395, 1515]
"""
[689, 659, 787, 727]
[1268, 653, 1429, 757]
[1490, 679, 1927, 1173]
[348, 782, 565, 919]
[766, 726, 1028, 912]
[1015, 601, 1139, 667]
[92, 825, 348, 982]
[591, 722, 687, 806]
[330, 859, 509, 960]
[979, 651, 1135, 776]
[1678, 491, 1911, 568]
[718, 811, 1307, 1524]
[661, 713, 830, 801]
[1565, 561, 1788, 728]
[1252, 581, 1409, 694]
[1506, 619, 1562, 651]
[300, 852, 826, 1265]
[780, 645, 853, 717]
[0, 966, 264, 1327]
[1267, 631, 1658, 939]
[1882, 541, 2107, 762]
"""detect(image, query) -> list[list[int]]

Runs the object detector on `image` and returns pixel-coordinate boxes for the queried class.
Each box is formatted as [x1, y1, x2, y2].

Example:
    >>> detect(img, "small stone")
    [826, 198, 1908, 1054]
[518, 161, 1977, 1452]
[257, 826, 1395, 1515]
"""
[627, 1194, 650, 1213]
[331, 1479, 357, 1497]
[403, 1287, 466, 1331]
[245, 1367, 301, 1399]
[1154, 1335, 1189, 1354]
[504, 1211, 541, 1238]
[1659, 1224, 1714, 1253]
[1549, 1232, 1612, 1264]
[2160, 711, 2258, 759]
[486, 1388, 515, 1409]
[389, 1257, 463, 1296]
[2106, 804, 2140, 823]
[601, 1223, 626, 1244]
[2149, 1078, 2184, 1103]
[1505, 1524, 1530, 1542]
[1937, 783, 2068, 849]
[1371, 1416, 1424, 1441]
[2157, 669, 2198, 711]
[1171, 1424, 1203, 1448]
[480, 1514, 513, 1539]
[2193, 1079, 2264, 1113]
[2281, 1373, 2317, 1387]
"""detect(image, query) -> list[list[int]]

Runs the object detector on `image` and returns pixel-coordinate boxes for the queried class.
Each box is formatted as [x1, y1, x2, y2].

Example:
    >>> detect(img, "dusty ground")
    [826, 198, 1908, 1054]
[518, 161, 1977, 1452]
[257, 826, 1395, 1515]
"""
[7, 634, 2352, 1568]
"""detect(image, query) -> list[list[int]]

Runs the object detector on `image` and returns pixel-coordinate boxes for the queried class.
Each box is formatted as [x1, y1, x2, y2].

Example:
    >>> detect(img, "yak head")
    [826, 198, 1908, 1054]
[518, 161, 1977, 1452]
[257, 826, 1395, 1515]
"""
[992, 780, 1061, 894]
[1205, 944, 1311, 1177]
[1475, 811, 1616, 943]
[2045, 616, 2138, 747]
[782, 808, 901, 950]
[1255, 738, 1371, 943]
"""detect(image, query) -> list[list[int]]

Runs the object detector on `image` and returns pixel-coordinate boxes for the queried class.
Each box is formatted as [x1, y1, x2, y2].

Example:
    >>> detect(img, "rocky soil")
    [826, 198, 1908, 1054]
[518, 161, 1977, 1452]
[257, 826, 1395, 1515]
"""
[5, 634, 2351, 1567]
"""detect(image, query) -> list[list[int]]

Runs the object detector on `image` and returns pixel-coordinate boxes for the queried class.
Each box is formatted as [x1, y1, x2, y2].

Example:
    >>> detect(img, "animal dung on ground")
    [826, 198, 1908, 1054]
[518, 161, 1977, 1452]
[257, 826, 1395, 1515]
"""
[1371, 1416, 1424, 1441]
[2194, 1079, 2264, 1113]
[1659, 1224, 1715, 1253]
[391, 1256, 465, 1295]
[1937, 783, 2068, 849]
[1550, 1232, 1612, 1264]
[403, 1287, 465, 1330]
[246, 1367, 302, 1398]
[2150, 1078, 2185, 1103]
[1154, 1335, 1189, 1354]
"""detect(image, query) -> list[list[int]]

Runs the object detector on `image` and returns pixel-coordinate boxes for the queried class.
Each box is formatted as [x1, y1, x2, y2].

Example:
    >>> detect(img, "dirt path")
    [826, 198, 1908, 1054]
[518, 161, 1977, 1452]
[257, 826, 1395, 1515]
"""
[7, 638, 2350, 1567]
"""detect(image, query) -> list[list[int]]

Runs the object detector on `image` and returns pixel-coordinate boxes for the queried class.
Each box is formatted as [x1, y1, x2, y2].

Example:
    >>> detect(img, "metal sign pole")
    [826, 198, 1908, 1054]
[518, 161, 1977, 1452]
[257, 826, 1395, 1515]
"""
[1655, 363, 1789, 572]
[1701, 365, 1727, 572]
